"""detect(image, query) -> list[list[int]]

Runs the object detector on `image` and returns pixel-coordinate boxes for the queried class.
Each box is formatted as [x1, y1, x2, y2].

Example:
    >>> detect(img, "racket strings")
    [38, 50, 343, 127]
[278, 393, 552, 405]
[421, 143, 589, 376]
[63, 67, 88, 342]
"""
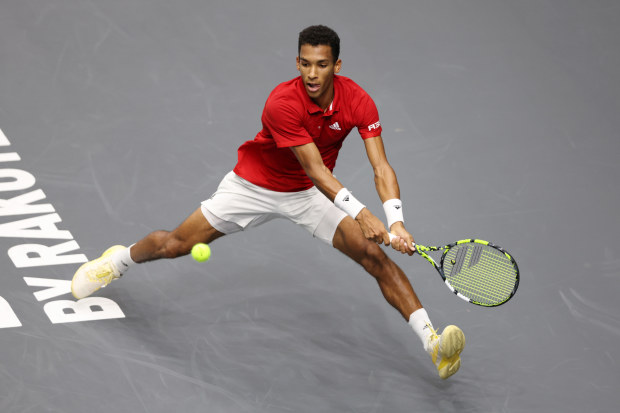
[453, 255, 515, 303]
[455, 255, 515, 303]
[443, 245, 517, 305]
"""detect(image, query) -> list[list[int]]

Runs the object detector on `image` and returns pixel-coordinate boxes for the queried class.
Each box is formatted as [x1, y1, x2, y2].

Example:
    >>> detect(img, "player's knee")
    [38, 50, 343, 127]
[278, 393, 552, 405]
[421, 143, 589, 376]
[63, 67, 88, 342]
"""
[360, 241, 389, 275]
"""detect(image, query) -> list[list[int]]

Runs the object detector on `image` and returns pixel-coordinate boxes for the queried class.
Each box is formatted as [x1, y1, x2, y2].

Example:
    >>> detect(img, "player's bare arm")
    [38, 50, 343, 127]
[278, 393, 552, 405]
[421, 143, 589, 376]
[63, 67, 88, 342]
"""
[290, 142, 389, 245]
[363, 136, 415, 255]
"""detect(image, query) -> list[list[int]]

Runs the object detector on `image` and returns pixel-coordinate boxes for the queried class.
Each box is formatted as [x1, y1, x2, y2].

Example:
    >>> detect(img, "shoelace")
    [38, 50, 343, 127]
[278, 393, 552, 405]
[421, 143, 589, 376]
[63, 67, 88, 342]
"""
[425, 323, 440, 355]
[86, 260, 118, 283]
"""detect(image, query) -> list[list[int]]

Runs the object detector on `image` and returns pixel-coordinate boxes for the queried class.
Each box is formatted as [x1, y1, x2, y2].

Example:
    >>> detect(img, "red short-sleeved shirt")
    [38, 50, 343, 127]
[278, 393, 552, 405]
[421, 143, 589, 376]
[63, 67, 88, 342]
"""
[233, 75, 382, 192]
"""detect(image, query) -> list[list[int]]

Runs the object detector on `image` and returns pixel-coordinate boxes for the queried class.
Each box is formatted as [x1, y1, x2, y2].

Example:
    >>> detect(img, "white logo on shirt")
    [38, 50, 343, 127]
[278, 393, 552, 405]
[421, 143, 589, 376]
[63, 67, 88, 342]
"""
[329, 122, 342, 131]
[368, 121, 381, 131]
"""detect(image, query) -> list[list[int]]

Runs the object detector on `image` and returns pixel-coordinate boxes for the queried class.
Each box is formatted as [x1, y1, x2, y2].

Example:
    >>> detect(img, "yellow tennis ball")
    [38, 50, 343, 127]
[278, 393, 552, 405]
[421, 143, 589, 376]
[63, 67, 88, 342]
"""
[191, 243, 211, 262]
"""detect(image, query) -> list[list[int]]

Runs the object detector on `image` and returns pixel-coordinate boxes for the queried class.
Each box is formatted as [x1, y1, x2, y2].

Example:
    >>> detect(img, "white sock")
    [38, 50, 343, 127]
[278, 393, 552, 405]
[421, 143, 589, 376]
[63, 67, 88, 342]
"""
[110, 244, 136, 275]
[408, 308, 435, 352]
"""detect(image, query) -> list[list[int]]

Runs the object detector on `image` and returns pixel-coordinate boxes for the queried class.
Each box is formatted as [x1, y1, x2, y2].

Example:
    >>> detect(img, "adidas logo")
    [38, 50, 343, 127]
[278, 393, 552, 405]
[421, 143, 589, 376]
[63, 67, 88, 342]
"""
[343, 195, 349, 202]
[395, 205, 401, 210]
[329, 122, 342, 131]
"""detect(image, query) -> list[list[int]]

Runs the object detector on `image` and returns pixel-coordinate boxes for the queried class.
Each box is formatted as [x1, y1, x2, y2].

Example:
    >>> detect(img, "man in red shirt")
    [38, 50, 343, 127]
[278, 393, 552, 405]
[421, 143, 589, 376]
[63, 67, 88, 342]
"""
[72, 25, 464, 379]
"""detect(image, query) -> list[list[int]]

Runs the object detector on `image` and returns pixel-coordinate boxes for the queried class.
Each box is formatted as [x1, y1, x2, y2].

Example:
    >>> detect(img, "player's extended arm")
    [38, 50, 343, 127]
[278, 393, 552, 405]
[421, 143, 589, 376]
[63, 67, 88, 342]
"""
[363, 136, 415, 254]
[290, 142, 390, 244]
[290, 142, 342, 200]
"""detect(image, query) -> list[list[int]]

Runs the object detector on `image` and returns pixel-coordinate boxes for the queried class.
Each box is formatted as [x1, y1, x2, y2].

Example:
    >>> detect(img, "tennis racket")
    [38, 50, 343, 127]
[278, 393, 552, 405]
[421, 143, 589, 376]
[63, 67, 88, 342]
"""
[389, 234, 519, 307]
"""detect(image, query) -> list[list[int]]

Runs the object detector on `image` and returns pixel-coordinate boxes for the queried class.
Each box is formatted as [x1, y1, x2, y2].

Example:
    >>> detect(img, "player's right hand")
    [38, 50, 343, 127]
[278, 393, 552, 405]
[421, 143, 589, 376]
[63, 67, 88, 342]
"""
[388, 222, 415, 256]
[355, 208, 390, 245]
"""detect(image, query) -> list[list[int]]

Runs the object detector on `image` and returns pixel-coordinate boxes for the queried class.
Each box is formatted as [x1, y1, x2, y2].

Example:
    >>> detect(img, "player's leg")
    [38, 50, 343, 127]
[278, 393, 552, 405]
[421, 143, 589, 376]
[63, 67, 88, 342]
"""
[289, 188, 422, 319]
[332, 216, 420, 318]
[331, 216, 465, 379]
[72, 171, 277, 300]
[71, 208, 225, 300]
[129, 207, 225, 263]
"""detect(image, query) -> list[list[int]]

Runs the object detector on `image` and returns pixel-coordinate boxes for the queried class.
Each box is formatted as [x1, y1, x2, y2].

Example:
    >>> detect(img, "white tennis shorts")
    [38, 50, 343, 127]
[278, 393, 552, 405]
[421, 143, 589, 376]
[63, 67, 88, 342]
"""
[201, 171, 347, 246]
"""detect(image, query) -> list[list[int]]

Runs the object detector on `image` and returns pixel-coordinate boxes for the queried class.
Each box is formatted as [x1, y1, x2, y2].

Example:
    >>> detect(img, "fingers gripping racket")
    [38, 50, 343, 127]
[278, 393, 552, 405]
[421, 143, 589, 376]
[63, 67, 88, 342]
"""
[389, 234, 519, 307]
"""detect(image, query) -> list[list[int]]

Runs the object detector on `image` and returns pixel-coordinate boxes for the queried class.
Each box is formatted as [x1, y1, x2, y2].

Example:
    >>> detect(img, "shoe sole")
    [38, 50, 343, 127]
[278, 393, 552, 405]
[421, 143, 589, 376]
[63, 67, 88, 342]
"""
[437, 325, 465, 380]
[440, 325, 465, 359]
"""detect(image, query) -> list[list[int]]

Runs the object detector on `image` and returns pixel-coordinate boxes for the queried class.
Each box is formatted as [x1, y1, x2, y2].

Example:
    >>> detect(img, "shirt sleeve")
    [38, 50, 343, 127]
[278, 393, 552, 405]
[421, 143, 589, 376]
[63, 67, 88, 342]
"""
[262, 96, 314, 148]
[355, 93, 382, 140]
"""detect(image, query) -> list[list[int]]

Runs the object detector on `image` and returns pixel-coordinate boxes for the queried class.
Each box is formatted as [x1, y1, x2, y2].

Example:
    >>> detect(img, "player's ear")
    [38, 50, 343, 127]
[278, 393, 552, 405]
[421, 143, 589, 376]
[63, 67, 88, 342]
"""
[296, 56, 301, 71]
[334, 59, 342, 74]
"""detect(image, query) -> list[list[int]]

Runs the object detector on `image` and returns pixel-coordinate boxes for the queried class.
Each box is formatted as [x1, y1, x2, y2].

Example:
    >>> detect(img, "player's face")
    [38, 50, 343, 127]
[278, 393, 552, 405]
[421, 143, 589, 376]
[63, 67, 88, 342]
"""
[296, 44, 342, 109]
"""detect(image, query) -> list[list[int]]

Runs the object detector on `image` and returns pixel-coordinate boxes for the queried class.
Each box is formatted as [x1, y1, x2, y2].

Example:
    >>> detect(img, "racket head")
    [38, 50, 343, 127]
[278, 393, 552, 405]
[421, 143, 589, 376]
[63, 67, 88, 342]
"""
[438, 239, 519, 307]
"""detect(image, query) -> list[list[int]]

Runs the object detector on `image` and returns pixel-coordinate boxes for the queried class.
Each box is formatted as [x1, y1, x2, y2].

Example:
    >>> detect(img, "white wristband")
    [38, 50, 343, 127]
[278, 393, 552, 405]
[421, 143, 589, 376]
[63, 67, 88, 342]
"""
[334, 188, 365, 219]
[383, 198, 404, 229]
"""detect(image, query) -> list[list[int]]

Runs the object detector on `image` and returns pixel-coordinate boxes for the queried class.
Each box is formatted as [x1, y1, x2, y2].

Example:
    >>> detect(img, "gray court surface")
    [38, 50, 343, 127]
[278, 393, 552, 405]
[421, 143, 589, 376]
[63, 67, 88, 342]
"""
[1, 1, 619, 412]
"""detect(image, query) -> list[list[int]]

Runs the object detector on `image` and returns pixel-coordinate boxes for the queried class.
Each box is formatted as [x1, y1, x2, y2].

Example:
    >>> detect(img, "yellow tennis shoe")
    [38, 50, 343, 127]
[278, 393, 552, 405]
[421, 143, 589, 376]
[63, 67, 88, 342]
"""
[71, 245, 126, 299]
[426, 324, 465, 379]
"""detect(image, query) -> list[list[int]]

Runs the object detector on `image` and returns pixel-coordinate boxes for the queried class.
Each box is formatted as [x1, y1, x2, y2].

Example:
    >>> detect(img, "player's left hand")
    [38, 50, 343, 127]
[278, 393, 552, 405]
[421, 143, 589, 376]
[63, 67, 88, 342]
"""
[355, 208, 390, 245]
[389, 222, 415, 256]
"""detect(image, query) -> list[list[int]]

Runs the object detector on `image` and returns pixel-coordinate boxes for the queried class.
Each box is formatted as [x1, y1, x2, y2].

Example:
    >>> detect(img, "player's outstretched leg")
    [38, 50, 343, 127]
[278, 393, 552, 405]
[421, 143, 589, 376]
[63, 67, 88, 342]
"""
[71, 208, 224, 299]
[332, 217, 465, 379]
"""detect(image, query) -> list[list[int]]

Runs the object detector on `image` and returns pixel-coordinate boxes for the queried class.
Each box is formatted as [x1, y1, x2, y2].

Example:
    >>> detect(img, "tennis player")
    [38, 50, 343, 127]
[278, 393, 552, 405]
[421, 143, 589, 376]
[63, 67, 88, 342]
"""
[72, 25, 465, 379]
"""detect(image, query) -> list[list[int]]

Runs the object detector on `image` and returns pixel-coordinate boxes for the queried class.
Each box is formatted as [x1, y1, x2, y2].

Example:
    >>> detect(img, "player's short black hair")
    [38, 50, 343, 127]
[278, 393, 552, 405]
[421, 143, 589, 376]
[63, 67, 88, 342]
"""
[298, 25, 340, 62]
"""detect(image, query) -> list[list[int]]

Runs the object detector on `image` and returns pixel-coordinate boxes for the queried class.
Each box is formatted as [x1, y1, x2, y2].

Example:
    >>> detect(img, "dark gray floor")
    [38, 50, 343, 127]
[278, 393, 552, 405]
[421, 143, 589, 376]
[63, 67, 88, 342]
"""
[1, 1, 619, 412]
